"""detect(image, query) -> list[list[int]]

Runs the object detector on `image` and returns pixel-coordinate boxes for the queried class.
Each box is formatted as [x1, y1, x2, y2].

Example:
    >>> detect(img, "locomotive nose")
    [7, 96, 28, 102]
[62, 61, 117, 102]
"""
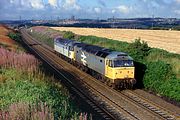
[115, 67, 134, 79]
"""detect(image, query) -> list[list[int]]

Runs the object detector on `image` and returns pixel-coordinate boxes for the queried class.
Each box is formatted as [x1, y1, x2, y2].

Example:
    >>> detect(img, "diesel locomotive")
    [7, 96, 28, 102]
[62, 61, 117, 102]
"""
[54, 37, 136, 88]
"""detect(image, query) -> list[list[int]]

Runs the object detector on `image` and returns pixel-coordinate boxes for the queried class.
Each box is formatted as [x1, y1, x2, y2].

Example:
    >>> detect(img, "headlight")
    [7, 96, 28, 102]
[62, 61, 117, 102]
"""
[124, 75, 128, 78]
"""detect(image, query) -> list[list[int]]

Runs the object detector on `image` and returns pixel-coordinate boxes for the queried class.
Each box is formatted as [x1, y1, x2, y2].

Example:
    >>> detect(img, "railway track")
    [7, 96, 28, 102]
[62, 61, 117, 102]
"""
[21, 29, 179, 120]
[121, 90, 179, 120]
[21, 29, 122, 120]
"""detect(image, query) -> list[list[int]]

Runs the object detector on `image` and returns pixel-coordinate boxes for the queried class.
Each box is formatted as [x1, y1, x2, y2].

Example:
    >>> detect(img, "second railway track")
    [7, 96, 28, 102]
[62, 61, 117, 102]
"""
[121, 90, 179, 120]
[21, 29, 179, 120]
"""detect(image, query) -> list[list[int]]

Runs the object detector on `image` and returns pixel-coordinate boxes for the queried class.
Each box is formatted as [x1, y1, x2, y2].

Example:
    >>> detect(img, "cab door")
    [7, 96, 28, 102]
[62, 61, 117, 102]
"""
[105, 59, 109, 76]
[105, 59, 114, 79]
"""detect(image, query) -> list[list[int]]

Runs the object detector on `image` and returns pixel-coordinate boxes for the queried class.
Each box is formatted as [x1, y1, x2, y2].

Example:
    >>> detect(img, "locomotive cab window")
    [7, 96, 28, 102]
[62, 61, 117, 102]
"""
[108, 60, 113, 67]
[69, 46, 74, 51]
[106, 60, 108, 65]
[113, 60, 134, 67]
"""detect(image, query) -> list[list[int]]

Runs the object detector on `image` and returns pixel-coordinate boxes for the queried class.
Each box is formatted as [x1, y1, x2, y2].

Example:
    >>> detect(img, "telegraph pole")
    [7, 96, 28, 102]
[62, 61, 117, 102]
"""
[152, 14, 154, 30]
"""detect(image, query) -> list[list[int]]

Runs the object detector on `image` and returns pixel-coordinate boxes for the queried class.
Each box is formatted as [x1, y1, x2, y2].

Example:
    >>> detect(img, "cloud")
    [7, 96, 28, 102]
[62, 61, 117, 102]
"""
[94, 7, 101, 13]
[0, 0, 180, 20]
[30, 0, 44, 9]
[175, 0, 180, 3]
[63, 0, 81, 10]
[117, 5, 131, 14]
[174, 10, 180, 14]
[48, 0, 58, 7]
[8, 0, 45, 10]
[112, 9, 116, 14]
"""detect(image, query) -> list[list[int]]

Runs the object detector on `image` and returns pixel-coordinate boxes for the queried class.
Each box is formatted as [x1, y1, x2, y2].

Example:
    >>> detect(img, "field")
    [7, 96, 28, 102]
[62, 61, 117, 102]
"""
[51, 27, 180, 54]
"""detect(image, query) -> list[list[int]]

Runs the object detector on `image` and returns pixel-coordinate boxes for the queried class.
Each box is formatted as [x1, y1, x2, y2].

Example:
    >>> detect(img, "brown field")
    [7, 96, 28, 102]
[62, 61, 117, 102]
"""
[51, 27, 180, 54]
[0, 24, 16, 49]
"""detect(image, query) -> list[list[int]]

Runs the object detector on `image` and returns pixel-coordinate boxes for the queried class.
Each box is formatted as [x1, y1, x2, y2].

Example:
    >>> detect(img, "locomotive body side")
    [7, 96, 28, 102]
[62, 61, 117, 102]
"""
[74, 44, 106, 75]
[54, 38, 78, 60]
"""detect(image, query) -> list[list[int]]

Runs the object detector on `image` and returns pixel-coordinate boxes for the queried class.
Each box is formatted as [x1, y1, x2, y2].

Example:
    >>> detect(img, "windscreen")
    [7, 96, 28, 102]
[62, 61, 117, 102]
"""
[69, 46, 74, 51]
[113, 60, 134, 67]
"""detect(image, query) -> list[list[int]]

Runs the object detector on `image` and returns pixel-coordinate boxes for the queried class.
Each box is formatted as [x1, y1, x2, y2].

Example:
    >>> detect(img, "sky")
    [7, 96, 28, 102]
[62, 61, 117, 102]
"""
[0, 0, 180, 20]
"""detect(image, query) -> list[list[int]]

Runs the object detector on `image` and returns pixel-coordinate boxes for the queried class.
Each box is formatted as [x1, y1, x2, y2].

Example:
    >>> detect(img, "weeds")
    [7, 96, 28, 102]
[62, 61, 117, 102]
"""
[0, 47, 87, 119]
[0, 102, 54, 120]
[0, 47, 39, 72]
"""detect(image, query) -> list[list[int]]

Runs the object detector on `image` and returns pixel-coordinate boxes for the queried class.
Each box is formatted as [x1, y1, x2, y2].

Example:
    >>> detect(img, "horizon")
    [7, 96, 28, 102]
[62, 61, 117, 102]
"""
[1, 17, 180, 21]
[0, 0, 180, 20]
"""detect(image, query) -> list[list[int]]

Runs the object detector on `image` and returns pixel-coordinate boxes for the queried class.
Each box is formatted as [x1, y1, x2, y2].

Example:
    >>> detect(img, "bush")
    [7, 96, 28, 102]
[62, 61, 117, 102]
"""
[127, 39, 151, 61]
[8, 32, 21, 42]
[63, 31, 75, 39]
[143, 61, 174, 89]
[78, 36, 129, 52]
[143, 61, 179, 101]
[145, 48, 180, 78]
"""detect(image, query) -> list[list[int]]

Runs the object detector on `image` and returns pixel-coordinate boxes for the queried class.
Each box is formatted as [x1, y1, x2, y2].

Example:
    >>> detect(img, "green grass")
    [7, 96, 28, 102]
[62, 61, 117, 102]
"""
[8, 32, 21, 42]
[0, 68, 80, 119]
[28, 27, 180, 102]
[145, 48, 180, 78]
[29, 31, 54, 48]
[8, 32, 26, 52]
[1, 29, 88, 119]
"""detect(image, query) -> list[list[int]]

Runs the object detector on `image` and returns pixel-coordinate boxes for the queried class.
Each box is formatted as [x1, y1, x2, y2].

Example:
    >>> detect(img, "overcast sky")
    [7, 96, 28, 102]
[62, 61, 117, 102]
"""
[0, 0, 180, 20]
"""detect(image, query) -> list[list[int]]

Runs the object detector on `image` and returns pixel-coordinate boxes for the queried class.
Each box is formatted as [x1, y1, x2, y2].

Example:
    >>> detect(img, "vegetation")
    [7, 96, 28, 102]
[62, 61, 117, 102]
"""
[7, 32, 25, 52]
[8, 32, 21, 42]
[127, 39, 151, 61]
[76, 35, 180, 101]
[0, 43, 88, 119]
[143, 61, 179, 100]
[0, 26, 91, 119]
[28, 27, 180, 102]
[52, 27, 180, 54]
[30, 31, 54, 48]
[63, 31, 75, 39]
[0, 102, 54, 120]
[0, 68, 80, 119]
[149, 26, 180, 31]
[28, 27, 63, 48]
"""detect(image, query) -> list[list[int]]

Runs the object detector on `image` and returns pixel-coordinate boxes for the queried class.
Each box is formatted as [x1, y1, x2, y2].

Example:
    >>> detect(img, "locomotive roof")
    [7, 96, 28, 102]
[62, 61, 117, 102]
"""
[75, 42, 133, 60]
[54, 37, 133, 60]
[106, 51, 133, 60]
[55, 38, 72, 45]
[76, 43, 113, 58]
[55, 37, 79, 46]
